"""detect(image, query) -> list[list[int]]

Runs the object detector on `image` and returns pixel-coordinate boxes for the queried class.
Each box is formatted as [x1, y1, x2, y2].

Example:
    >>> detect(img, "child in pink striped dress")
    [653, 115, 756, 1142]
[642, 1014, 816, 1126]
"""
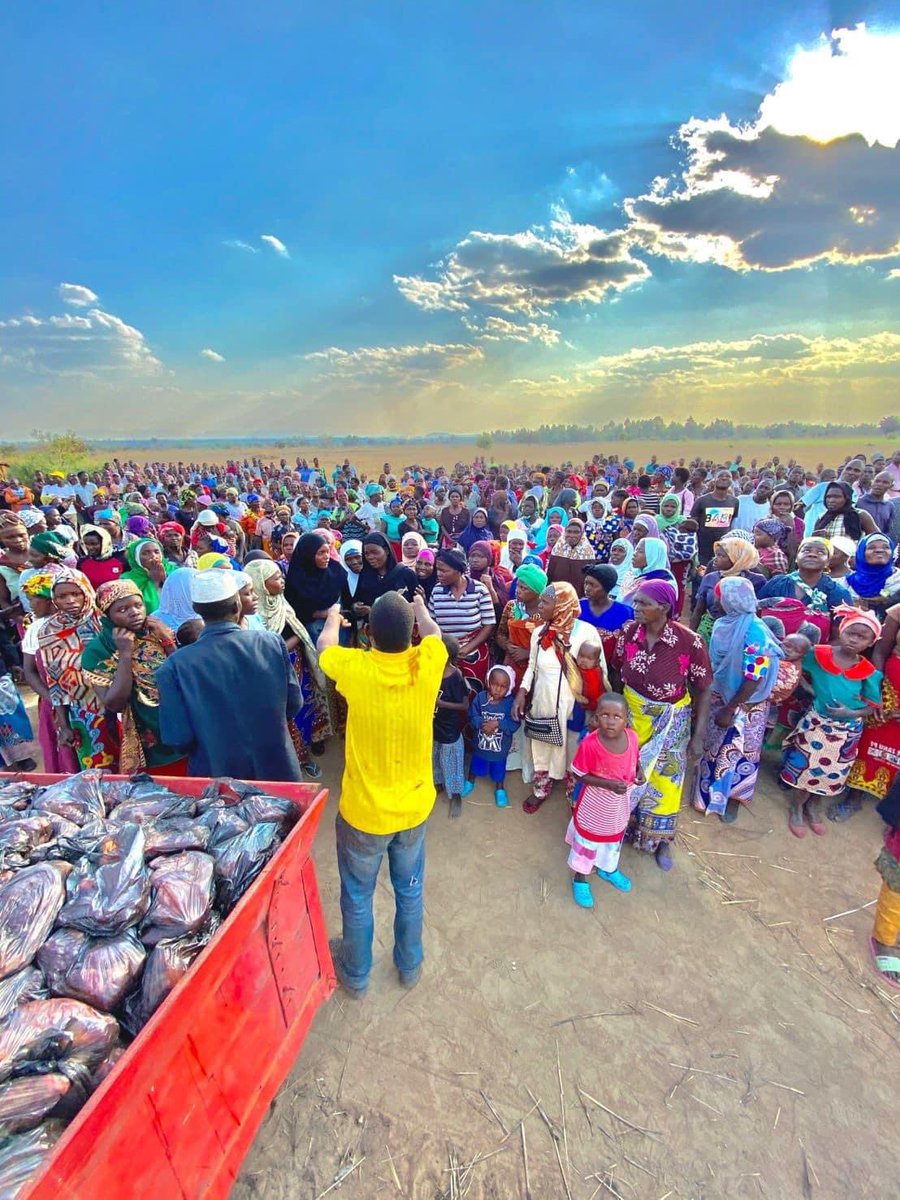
[567, 693, 643, 909]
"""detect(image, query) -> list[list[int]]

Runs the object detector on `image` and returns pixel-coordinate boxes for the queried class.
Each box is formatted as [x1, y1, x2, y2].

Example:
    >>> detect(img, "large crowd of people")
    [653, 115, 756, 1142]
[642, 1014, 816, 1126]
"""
[1, 447, 900, 993]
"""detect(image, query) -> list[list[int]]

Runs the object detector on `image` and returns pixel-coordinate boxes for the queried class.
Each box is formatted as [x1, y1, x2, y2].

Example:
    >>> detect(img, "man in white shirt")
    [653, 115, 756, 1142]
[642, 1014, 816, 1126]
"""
[70, 471, 98, 507]
[732, 478, 774, 532]
[354, 487, 385, 531]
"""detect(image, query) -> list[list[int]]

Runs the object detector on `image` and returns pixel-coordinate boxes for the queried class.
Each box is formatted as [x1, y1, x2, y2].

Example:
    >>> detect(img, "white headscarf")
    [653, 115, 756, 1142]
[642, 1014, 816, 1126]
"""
[339, 539, 363, 597]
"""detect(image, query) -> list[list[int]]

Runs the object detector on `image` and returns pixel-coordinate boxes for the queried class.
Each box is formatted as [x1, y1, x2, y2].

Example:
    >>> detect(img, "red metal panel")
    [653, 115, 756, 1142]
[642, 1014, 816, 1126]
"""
[0, 773, 336, 1200]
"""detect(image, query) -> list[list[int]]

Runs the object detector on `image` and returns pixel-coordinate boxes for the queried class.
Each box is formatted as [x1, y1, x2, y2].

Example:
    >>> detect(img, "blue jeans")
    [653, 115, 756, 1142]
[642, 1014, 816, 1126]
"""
[335, 812, 427, 989]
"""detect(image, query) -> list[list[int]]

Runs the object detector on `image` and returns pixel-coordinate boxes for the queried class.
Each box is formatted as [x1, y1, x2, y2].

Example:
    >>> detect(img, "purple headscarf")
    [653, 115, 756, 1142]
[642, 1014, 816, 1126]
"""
[125, 515, 153, 539]
[633, 578, 678, 614]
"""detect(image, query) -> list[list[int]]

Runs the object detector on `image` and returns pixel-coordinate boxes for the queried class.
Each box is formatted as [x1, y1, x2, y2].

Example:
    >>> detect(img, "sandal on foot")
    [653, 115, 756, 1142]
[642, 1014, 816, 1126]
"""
[788, 811, 807, 838]
[806, 809, 826, 836]
[597, 868, 632, 892]
[869, 937, 900, 991]
[691, 797, 706, 813]
[302, 762, 323, 779]
[460, 781, 475, 798]
[523, 795, 546, 814]
[494, 789, 508, 807]
[572, 880, 594, 909]
[720, 797, 740, 824]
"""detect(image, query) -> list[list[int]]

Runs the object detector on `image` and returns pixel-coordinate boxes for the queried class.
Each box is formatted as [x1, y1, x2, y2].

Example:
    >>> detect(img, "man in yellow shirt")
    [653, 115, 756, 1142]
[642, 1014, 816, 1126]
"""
[318, 592, 446, 996]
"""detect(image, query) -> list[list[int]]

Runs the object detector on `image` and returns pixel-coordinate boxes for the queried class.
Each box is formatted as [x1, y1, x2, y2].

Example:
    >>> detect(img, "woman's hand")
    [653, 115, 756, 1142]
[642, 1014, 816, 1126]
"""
[512, 687, 528, 721]
[112, 627, 136, 656]
[482, 574, 498, 604]
[715, 706, 735, 730]
[507, 644, 529, 663]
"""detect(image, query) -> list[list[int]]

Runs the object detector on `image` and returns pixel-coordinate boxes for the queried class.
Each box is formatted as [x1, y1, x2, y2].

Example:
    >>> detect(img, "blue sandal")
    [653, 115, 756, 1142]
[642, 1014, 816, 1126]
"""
[572, 880, 594, 909]
[495, 789, 508, 807]
[597, 868, 632, 892]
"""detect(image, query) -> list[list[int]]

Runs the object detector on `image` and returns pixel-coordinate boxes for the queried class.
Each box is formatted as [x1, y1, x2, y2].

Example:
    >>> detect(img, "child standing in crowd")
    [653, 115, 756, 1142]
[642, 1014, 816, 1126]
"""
[432, 635, 469, 818]
[567, 694, 643, 909]
[567, 641, 605, 736]
[463, 665, 519, 807]
[781, 606, 883, 837]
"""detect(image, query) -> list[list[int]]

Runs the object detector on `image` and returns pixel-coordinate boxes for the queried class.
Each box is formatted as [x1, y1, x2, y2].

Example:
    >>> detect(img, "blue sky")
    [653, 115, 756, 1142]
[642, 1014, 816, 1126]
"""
[1, 2, 898, 437]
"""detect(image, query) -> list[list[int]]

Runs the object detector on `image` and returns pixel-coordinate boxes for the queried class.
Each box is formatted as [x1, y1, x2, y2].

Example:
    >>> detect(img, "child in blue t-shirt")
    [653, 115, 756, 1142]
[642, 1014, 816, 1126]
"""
[462, 665, 520, 807]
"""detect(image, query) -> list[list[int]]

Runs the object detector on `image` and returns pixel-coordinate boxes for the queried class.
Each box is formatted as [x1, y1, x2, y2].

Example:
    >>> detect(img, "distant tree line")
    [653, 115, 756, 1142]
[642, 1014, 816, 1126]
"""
[479, 415, 900, 445]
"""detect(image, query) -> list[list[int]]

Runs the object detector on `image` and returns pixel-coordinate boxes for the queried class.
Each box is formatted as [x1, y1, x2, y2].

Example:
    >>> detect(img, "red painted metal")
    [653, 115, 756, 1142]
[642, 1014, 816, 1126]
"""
[2, 774, 335, 1200]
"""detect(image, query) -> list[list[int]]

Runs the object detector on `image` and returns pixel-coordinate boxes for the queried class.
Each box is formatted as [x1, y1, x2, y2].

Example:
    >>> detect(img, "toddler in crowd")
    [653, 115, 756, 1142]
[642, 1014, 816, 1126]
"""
[762, 623, 814, 750]
[432, 635, 470, 818]
[463, 665, 520, 807]
[567, 693, 643, 910]
[567, 642, 605, 738]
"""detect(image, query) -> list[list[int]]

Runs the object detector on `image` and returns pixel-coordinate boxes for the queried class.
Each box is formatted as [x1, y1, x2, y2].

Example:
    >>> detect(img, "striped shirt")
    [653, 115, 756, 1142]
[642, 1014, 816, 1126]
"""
[571, 729, 639, 841]
[429, 579, 495, 637]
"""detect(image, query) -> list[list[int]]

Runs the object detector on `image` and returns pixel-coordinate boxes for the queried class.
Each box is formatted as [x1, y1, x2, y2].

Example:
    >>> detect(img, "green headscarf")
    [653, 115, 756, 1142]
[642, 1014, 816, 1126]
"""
[121, 538, 174, 614]
[515, 562, 548, 596]
[657, 494, 687, 531]
[29, 531, 69, 562]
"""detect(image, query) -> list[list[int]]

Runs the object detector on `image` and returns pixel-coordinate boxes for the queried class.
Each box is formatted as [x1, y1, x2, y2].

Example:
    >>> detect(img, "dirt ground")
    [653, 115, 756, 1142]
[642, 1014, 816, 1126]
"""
[232, 742, 899, 1200]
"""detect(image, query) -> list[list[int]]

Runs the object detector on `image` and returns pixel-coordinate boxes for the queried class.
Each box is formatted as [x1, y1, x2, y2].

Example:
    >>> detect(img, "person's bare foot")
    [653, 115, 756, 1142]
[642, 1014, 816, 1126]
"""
[448, 794, 462, 819]
[788, 802, 807, 838]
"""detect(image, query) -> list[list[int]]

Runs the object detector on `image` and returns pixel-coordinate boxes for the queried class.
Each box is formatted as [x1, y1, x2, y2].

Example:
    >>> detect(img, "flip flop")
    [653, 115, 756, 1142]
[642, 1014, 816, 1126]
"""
[869, 936, 900, 992]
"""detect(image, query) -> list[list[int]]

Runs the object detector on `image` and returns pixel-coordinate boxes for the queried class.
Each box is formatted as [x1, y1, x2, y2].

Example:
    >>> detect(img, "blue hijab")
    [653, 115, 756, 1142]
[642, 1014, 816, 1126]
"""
[847, 533, 896, 598]
[710, 576, 783, 704]
[535, 506, 569, 550]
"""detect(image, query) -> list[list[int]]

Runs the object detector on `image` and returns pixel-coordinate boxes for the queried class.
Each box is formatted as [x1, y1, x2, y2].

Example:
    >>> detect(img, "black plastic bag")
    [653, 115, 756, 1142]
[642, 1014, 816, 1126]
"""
[196, 777, 261, 814]
[0, 818, 55, 871]
[0, 1120, 66, 1199]
[107, 792, 196, 826]
[120, 921, 217, 1037]
[0, 970, 47, 1026]
[142, 819, 210, 858]
[56, 824, 150, 936]
[31, 770, 106, 827]
[211, 822, 280, 912]
[39, 930, 146, 1013]
[142, 852, 215, 945]
[0, 1074, 72, 1135]
[203, 809, 249, 849]
[0, 864, 67, 982]
[0, 998, 118, 1084]
[236, 794, 299, 835]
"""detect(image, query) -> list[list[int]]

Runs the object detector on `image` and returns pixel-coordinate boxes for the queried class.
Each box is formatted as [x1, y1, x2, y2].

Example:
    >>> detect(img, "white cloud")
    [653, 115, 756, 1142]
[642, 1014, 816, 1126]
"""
[223, 239, 258, 254]
[0, 297, 162, 376]
[395, 209, 649, 317]
[200, 348, 225, 363]
[58, 282, 99, 307]
[759, 25, 900, 149]
[888, 268, 900, 280]
[304, 341, 483, 379]
[260, 234, 289, 258]
[462, 315, 562, 346]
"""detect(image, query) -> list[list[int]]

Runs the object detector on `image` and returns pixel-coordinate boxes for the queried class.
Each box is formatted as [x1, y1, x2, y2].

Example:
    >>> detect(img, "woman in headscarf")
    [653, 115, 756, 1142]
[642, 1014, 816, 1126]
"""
[467, 540, 513, 613]
[608, 537, 636, 601]
[158, 520, 199, 568]
[752, 518, 790, 579]
[547, 516, 596, 595]
[125, 514, 154, 541]
[37, 568, 118, 770]
[121, 537, 174, 615]
[82, 579, 186, 775]
[154, 567, 198, 634]
[0, 518, 31, 616]
[579, 563, 634, 647]
[496, 562, 547, 691]
[337, 538, 365, 646]
[769, 488, 805, 562]
[630, 537, 677, 591]
[285, 531, 346, 639]
[657, 494, 698, 612]
[692, 576, 783, 823]
[512, 581, 604, 813]
[456, 507, 492, 553]
[586, 491, 630, 561]
[400, 530, 427, 570]
[758, 536, 852, 617]
[534, 506, 569, 552]
[499, 524, 529, 575]
[609, 580, 712, 870]
[18, 531, 76, 616]
[76, 524, 127, 589]
[630, 513, 661, 545]
[429, 547, 496, 687]
[353, 532, 417, 617]
[813, 481, 877, 542]
[414, 548, 437, 601]
[20, 571, 79, 774]
[277, 529, 300, 576]
[245, 558, 334, 779]
[846, 533, 900, 610]
[691, 537, 764, 642]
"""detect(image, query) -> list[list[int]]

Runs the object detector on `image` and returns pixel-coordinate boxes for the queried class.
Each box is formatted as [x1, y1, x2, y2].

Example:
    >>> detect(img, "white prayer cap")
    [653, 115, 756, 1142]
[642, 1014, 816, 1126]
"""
[190, 569, 239, 604]
[195, 510, 219, 527]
